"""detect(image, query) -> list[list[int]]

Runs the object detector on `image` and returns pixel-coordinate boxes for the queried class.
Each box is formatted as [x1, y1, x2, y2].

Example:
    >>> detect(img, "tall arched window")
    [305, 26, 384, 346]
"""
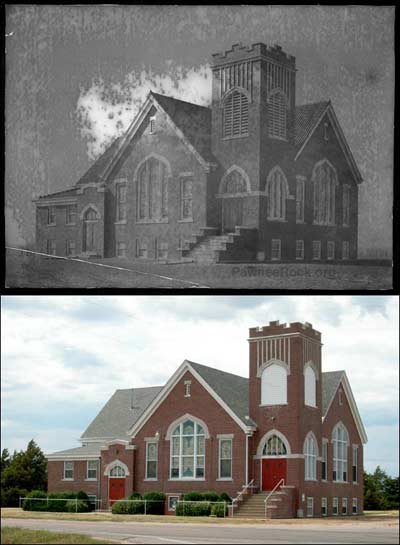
[313, 160, 338, 225]
[223, 90, 249, 138]
[137, 156, 169, 221]
[304, 364, 317, 407]
[170, 419, 205, 479]
[82, 207, 99, 252]
[268, 90, 287, 140]
[266, 167, 288, 220]
[332, 423, 349, 482]
[304, 433, 317, 480]
[222, 169, 248, 194]
[109, 464, 126, 477]
[261, 363, 287, 405]
[262, 435, 287, 456]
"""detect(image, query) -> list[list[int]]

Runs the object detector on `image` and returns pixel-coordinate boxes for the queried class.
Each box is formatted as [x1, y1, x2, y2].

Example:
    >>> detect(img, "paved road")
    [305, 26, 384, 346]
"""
[2, 518, 399, 544]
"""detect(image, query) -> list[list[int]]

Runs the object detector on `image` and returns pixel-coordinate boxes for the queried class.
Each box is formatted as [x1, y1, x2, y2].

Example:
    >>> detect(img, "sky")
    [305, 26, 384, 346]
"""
[5, 5, 394, 256]
[1, 295, 399, 477]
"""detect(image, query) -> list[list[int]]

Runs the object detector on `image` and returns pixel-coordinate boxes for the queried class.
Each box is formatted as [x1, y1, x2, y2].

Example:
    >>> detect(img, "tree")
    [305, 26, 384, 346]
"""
[364, 470, 387, 510]
[1, 448, 11, 474]
[383, 476, 400, 509]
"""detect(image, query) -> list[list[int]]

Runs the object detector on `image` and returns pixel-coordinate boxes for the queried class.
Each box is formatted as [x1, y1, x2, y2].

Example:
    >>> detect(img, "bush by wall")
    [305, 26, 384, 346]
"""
[218, 492, 232, 504]
[111, 499, 145, 515]
[211, 503, 227, 517]
[1, 487, 29, 508]
[143, 492, 165, 515]
[22, 490, 91, 512]
[129, 493, 142, 500]
[182, 492, 203, 502]
[66, 500, 91, 513]
[22, 490, 48, 511]
[202, 491, 220, 502]
[176, 501, 212, 517]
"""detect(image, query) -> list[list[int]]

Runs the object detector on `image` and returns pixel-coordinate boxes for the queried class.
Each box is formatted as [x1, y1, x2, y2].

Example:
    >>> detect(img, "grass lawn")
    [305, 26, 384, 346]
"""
[1, 527, 115, 544]
[6, 248, 392, 289]
[2, 508, 399, 525]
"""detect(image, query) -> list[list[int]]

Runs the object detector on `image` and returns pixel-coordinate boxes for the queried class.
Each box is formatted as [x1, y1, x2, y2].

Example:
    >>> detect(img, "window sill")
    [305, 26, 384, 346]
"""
[47, 223, 56, 227]
[305, 404, 318, 409]
[266, 218, 287, 222]
[295, 257, 304, 260]
[304, 479, 318, 482]
[178, 218, 193, 223]
[85, 478, 97, 481]
[296, 220, 305, 224]
[62, 478, 74, 481]
[136, 219, 169, 224]
[66, 223, 77, 226]
[216, 478, 232, 481]
[114, 220, 127, 225]
[259, 403, 287, 407]
[168, 478, 205, 482]
[222, 134, 249, 141]
[144, 478, 158, 482]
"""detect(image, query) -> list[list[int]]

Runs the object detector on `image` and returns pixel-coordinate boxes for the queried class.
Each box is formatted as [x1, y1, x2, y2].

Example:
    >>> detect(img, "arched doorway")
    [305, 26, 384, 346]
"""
[104, 461, 129, 506]
[257, 432, 290, 491]
[220, 167, 250, 233]
[82, 207, 99, 253]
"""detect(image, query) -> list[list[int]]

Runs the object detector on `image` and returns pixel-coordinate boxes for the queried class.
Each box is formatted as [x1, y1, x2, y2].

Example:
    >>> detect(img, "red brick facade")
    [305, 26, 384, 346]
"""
[47, 321, 366, 517]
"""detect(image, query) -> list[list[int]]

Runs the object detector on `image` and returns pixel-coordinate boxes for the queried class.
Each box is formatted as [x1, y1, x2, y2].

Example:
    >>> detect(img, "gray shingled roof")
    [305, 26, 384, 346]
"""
[187, 361, 256, 427]
[80, 386, 162, 440]
[294, 101, 330, 148]
[321, 370, 344, 416]
[47, 443, 102, 458]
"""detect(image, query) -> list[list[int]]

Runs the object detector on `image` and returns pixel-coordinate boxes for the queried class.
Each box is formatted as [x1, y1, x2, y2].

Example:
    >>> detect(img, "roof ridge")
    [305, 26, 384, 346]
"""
[116, 385, 163, 392]
[296, 99, 330, 108]
[188, 360, 248, 381]
[151, 91, 211, 111]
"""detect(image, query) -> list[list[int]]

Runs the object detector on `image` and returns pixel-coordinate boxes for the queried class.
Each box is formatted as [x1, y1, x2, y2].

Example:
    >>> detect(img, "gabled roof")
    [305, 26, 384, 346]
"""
[46, 443, 102, 459]
[321, 371, 345, 416]
[295, 101, 331, 148]
[36, 187, 77, 201]
[187, 360, 255, 427]
[76, 136, 124, 186]
[80, 386, 162, 441]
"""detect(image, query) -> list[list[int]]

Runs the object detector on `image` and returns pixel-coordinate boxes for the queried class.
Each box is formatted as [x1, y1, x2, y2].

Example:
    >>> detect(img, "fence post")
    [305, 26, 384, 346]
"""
[144, 500, 146, 515]
[47, 496, 49, 508]
[224, 501, 226, 518]
[75, 498, 78, 513]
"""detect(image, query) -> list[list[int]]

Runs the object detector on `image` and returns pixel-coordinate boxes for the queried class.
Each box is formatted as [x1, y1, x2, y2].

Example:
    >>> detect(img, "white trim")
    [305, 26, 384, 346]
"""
[218, 437, 233, 480]
[248, 332, 322, 345]
[253, 454, 305, 460]
[46, 455, 100, 461]
[36, 198, 77, 206]
[294, 103, 363, 184]
[216, 434, 234, 439]
[257, 358, 290, 378]
[145, 440, 158, 480]
[165, 413, 210, 440]
[128, 361, 251, 437]
[104, 459, 130, 477]
[323, 374, 368, 444]
[86, 459, 98, 480]
[256, 429, 291, 456]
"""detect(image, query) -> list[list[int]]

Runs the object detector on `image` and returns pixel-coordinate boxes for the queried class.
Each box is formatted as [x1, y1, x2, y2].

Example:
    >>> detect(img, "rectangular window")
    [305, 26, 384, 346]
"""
[184, 381, 191, 398]
[219, 438, 232, 479]
[306, 497, 314, 517]
[63, 461, 74, 480]
[136, 239, 147, 258]
[150, 116, 156, 134]
[87, 460, 97, 480]
[321, 497, 327, 516]
[168, 495, 179, 511]
[271, 239, 281, 260]
[116, 182, 127, 221]
[342, 497, 348, 515]
[47, 239, 56, 255]
[352, 498, 358, 515]
[181, 178, 193, 220]
[342, 241, 349, 260]
[352, 445, 358, 483]
[327, 240, 335, 260]
[312, 240, 321, 260]
[146, 441, 158, 480]
[322, 441, 328, 481]
[156, 240, 168, 260]
[47, 206, 56, 225]
[296, 177, 305, 222]
[295, 239, 304, 260]
[116, 241, 126, 258]
[66, 204, 77, 225]
[343, 184, 350, 226]
[333, 497, 338, 515]
[66, 240, 76, 256]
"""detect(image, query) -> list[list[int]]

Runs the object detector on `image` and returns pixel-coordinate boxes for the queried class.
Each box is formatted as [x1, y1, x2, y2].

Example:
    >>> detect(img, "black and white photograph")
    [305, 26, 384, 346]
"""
[4, 5, 394, 289]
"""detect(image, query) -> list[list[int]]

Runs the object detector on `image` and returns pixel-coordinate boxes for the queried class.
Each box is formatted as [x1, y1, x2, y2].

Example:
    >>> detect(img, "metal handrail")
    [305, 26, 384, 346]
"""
[230, 479, 255, 517]
[264, 478, 284, 519]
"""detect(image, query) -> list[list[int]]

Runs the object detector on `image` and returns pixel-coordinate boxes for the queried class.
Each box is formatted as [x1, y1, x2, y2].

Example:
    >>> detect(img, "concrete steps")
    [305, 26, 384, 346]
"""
[231, 489, 295, 519]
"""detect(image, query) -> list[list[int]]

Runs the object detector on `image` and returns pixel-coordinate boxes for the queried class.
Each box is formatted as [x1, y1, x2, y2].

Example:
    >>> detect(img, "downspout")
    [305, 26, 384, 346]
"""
[245, 432, 249, 485]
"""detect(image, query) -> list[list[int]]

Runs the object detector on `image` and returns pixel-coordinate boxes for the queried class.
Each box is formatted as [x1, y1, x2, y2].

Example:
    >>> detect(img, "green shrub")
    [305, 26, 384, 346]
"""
[176, 501, 211, 517]
[112, 501, 130, 515]
[129, 492, 142, 500]
[211, 503, 227, 517]
[202, 491, 219, 502]
[47, 492, 77, 512]
[76, 490, 89, 501]
[128, 500, 145, 514]
[1, 487, 29, 507]
[182, 492, 203, 502]
[143, 491, 165, 515]
[218, 492, 232, 504]
[22, 490, 48, 511]
[65, 499, 91, 513]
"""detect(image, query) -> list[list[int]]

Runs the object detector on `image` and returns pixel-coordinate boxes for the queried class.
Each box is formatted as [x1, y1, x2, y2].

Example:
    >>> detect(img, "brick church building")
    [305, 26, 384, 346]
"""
[35, 42, 363, 263]
[47, 321, 367, 518]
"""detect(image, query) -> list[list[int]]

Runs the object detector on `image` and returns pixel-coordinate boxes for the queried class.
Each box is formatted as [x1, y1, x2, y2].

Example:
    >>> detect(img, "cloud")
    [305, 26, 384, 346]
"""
[1, 296, 398, 474]
[76, 64, 212, 159]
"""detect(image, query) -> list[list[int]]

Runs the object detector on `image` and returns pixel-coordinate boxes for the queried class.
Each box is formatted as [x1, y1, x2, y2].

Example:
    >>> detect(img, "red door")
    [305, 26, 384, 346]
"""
[262, 459, 286, 491]
[109, 478, 125, 505]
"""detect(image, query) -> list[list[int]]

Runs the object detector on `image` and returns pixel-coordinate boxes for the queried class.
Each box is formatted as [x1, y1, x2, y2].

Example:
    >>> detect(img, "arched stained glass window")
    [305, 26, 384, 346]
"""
[262, 435, 287, 456]
[268, 90, 287, 140]
[266, 167, 288, 220]
[304, 434, 317, 480]
[332, 423, 349, 482]
[304, 365, 317, 407]
[313, 160, 337, 225]
[110, 465, 126, 477]
[223, 90, 249, 138]
[170, 419, 205, 479]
